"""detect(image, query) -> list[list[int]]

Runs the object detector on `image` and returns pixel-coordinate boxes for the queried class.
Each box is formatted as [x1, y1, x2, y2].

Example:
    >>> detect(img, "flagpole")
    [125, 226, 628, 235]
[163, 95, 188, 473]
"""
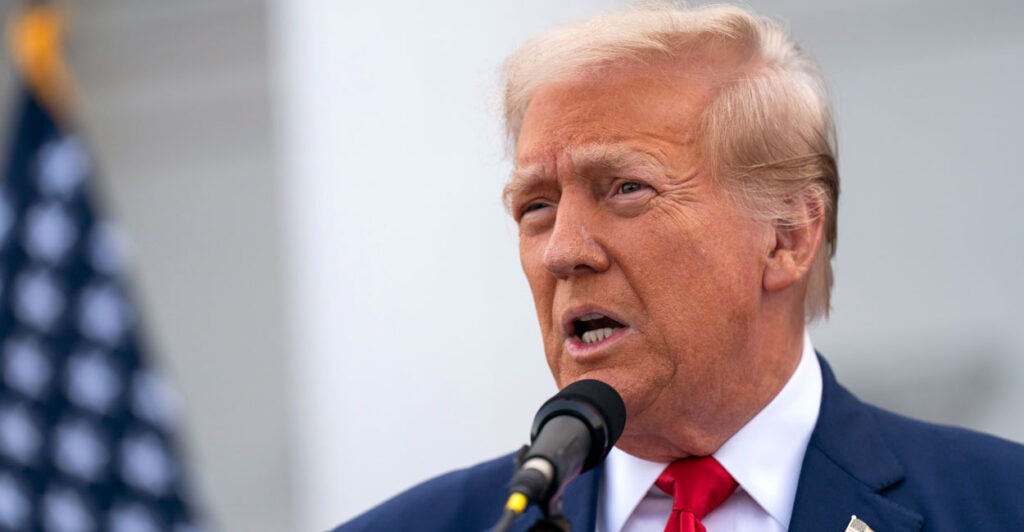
[5, 0, 78, 128]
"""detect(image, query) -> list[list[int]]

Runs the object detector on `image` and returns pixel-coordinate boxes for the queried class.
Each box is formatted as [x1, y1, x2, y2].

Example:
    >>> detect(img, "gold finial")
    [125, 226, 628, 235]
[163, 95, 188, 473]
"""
[7, 2, 77, 122]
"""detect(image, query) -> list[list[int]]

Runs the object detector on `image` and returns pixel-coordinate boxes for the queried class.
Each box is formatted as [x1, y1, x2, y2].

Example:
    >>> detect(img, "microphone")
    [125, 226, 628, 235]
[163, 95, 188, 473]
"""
[494, 379, 626, 531]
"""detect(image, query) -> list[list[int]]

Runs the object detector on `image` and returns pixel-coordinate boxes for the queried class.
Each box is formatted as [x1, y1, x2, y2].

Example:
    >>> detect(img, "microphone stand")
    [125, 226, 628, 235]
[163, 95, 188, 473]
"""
[527, 515, 571, 531]
[491, 447, 573, 532]
[492, 494, 572, 532]
[530, 471, 571, 532]
[526, 502, 571, 532]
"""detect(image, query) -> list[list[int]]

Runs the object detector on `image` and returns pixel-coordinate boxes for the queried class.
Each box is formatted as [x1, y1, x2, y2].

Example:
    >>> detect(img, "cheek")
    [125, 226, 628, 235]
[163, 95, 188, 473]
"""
[519, 237, 561, 350]
[647, 238, 765, 376]
[623, 223, 756, 348]
[519, 238, 548, 297]
[521, 251, 551, 312]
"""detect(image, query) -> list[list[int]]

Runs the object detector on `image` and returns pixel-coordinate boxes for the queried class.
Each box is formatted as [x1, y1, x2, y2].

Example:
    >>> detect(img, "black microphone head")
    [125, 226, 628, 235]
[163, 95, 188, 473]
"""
[530, 379, 627, 471]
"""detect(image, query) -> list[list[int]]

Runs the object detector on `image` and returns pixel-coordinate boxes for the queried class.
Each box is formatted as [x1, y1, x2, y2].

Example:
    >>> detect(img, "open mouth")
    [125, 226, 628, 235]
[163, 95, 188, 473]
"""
[572, 313, 626, 345]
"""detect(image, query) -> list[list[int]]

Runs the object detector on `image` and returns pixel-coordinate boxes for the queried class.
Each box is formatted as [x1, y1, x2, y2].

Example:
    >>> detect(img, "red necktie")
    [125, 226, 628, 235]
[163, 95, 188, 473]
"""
[655, 456, 738, 532]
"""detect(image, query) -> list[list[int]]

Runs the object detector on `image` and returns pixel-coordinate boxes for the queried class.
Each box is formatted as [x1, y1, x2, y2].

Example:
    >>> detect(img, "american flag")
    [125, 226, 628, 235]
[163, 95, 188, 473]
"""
[0, 75, 203, 532]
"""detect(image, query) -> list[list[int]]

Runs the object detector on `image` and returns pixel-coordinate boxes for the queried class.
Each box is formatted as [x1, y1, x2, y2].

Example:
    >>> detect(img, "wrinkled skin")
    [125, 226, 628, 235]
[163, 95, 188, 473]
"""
[508, 66, 818, 461]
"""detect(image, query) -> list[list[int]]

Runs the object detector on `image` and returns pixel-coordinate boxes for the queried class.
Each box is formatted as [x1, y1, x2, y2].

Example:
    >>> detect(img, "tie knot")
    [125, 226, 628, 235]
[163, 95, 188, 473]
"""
[655, 456, 737, 520]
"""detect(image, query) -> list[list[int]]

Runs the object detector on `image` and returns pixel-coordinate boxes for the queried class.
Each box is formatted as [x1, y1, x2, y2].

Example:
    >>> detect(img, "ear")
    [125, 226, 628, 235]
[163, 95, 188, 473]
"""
[763, 195, 825, 293]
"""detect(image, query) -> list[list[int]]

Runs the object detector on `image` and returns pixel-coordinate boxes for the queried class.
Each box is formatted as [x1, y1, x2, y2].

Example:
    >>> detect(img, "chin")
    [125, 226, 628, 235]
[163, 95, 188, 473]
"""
[559, 366, 625, 390]
[614, 431, 690, 462]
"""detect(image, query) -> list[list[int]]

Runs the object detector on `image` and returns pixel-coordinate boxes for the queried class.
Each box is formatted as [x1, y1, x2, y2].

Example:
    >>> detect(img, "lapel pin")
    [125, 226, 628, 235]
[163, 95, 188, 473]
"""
[845, 515, 874, 532]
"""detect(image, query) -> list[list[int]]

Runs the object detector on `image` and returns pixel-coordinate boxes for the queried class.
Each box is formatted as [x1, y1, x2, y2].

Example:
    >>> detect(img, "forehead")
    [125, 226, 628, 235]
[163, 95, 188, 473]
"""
[512, 66, 709, 183]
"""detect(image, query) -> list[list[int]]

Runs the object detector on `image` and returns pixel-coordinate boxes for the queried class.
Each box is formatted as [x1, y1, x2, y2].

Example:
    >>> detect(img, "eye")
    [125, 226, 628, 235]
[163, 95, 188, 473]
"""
[516, 200, 552, 222]
[618, 181, 645, 194]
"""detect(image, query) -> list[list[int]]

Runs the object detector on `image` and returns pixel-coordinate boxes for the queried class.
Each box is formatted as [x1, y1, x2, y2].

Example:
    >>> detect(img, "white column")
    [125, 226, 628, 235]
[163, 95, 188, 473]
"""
[269, 1, 624, 529]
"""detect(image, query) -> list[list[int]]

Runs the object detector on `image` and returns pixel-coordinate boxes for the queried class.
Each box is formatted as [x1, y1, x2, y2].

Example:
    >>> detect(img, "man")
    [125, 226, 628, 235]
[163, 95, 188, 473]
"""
[338, 4, 1024, 531]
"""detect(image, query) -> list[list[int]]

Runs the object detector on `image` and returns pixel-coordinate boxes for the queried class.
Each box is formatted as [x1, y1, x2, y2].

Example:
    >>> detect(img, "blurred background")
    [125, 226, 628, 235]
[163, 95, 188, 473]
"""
[0, 0, 1020, 531]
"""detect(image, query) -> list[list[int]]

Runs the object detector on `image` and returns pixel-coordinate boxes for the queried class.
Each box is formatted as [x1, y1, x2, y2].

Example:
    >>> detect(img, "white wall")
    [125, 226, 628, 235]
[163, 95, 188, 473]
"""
[270, 2, 624, 529]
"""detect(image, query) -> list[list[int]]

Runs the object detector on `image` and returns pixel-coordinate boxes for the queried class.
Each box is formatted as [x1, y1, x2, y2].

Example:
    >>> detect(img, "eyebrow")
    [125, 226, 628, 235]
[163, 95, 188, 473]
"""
[502, 166, 544, 213]
[503, 145, 671, 210]
[569, 145, 670, 177]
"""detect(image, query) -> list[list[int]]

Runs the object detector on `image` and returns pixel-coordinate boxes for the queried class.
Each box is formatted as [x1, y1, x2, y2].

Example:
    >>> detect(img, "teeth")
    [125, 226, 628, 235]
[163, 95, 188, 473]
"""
[578, 313, 604, 322]
[581, 327, 615, 345]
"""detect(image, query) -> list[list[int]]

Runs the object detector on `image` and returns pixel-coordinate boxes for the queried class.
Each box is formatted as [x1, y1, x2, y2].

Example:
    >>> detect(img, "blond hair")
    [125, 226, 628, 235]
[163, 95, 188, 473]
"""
[501, 3, 839, 321]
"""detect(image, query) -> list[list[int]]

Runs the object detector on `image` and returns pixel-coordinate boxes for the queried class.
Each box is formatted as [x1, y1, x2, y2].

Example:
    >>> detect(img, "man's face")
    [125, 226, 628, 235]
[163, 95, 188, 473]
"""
[509, 68, 782, 459]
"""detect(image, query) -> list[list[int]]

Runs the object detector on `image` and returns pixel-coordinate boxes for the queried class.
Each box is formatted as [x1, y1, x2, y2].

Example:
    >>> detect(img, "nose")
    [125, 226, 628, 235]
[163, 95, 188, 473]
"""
[542, 197, 610, 278]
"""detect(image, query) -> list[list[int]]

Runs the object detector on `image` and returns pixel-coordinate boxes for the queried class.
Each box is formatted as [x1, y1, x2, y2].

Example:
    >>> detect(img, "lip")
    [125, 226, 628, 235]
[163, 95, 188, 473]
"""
[565, 326, 631, 361]
[560, 306, 630, 337]
[560, 305, 632, 361]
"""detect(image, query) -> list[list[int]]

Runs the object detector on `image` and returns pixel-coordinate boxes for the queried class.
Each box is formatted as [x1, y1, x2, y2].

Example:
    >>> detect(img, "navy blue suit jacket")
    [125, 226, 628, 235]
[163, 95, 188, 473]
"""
[337, 357, 1024, 531]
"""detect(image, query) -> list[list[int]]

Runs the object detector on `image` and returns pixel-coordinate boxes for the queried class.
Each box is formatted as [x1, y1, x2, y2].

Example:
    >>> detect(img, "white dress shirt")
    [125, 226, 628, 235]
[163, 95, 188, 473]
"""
[597, 332, 822, 532]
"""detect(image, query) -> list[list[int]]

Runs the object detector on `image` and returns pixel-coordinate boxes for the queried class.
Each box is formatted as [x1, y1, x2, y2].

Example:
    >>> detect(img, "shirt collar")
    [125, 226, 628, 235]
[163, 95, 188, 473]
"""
[599, 331, 822, 531]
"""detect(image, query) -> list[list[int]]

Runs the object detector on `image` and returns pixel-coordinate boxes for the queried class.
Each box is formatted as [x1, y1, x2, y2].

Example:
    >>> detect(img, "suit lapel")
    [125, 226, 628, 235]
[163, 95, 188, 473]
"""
[562, 465, 601, 531]
[788, 356, 923, 531]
